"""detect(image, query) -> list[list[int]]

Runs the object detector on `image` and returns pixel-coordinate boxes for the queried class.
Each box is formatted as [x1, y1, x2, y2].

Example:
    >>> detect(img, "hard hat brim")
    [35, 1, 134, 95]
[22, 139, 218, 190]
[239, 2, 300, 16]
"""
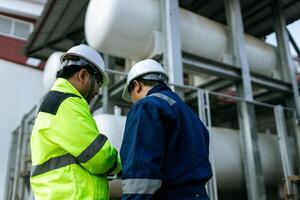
[121, 83, 133, 102]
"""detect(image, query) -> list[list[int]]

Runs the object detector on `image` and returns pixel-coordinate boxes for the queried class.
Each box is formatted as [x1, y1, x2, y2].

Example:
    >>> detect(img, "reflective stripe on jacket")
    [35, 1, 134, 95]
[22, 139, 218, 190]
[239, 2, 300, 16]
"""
[30, 78, 121, 200]
[120, 83, 212, 200]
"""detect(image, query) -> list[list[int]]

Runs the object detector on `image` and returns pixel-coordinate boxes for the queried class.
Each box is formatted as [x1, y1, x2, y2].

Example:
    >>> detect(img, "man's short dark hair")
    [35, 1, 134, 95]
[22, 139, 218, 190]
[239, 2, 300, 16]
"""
[57, 55, 102, 81]
[56, 65, 97, 80]
[128, 78, 161, 93]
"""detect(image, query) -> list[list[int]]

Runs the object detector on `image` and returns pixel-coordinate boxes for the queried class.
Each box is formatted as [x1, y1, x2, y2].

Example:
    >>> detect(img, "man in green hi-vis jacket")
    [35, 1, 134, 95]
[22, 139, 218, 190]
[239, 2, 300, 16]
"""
[30, 44, 121, 200]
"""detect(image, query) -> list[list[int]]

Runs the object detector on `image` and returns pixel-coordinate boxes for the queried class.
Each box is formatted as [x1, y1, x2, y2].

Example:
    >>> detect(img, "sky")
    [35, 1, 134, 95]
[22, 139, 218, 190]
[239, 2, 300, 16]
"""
[266, 19, 300, 57]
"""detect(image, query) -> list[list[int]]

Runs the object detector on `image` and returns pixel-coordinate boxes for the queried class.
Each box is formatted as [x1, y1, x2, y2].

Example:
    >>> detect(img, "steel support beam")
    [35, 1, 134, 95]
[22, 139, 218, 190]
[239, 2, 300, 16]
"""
[274, 106, 296, 195]
[182, 54, 293, 94]
[198, 78, 234, 92]
[102, 55, 115, 114]
[225, 1, 266, 200]
[291, 114, 300, 174]
[288, 29, 300, 58]
[183, 55, 241, 80]
[271, 0, 300, 119]
[161, 0, 184, 96]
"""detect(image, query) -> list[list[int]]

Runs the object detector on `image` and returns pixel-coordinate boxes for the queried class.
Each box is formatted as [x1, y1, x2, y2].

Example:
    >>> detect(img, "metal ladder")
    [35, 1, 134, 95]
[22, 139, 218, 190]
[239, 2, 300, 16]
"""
[5, 106, 37, 200]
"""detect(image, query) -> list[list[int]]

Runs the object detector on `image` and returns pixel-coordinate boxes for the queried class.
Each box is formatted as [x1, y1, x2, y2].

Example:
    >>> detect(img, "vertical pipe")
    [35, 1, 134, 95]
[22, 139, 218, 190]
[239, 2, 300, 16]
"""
[160, 0, 183, 96]
[225, 0, 266, 199]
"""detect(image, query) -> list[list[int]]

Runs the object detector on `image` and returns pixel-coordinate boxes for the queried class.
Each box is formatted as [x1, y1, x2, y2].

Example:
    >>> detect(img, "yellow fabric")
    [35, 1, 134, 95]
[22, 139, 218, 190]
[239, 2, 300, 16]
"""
[30, 78, 121, 200]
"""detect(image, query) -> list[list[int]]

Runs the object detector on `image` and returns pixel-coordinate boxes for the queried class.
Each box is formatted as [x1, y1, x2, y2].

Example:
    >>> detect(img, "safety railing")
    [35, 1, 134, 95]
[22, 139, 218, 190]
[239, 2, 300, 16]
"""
[4, 75, 300, 200]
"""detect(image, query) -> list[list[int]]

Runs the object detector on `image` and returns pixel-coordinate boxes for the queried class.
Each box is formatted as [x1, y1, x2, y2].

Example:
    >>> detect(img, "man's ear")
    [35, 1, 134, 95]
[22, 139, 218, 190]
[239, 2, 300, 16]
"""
[78, 69, 87, 83]
[132, 80, 142, 93]
[137, 81, 143, 93]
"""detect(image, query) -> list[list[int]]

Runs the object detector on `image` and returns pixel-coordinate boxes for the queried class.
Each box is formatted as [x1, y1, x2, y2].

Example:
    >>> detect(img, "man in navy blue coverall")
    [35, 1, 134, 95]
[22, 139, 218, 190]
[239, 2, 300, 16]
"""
[120, 59, 212, 200]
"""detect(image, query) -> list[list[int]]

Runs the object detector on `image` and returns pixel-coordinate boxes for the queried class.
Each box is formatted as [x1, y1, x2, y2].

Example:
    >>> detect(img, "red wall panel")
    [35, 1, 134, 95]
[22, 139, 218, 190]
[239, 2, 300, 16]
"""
[0, 35, 44, 70]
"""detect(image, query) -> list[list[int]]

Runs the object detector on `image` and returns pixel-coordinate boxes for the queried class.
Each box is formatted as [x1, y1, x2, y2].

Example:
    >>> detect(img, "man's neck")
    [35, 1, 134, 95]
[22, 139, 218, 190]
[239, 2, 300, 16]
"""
[68, 78, 82, 96]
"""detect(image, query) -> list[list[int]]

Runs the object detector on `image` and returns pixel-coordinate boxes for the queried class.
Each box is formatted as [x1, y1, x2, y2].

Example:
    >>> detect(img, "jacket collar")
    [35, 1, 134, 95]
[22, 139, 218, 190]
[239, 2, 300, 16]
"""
[51, 78, 83, 98]
[147, 83, 172, 96]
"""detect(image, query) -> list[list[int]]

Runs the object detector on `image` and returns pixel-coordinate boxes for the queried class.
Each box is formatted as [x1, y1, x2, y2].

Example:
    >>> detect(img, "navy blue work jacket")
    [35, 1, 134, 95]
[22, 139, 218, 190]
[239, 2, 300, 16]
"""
[120, 83, 212, 200]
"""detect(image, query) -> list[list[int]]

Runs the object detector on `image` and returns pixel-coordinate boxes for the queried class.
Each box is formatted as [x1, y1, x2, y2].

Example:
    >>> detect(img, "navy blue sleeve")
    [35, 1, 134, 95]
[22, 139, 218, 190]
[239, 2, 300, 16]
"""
[122, 194, 153, 200]
[120, 101, 165, 200]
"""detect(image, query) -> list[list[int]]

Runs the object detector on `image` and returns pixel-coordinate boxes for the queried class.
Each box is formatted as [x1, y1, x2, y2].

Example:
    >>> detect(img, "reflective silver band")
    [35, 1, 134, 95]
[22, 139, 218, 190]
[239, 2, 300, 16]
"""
[31, 153, 76, 177]
[106, 149, 119, 174]
[150, 93, 176, 106]
[122, 179, 162, 194]
[77, 134, 108, 163]
[31, 134, 108, 177]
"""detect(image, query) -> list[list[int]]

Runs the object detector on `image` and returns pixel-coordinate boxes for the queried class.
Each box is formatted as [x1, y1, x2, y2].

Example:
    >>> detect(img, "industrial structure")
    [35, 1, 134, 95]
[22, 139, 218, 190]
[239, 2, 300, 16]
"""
[4, 0, 300, 199]
[0, 0, 46, 198]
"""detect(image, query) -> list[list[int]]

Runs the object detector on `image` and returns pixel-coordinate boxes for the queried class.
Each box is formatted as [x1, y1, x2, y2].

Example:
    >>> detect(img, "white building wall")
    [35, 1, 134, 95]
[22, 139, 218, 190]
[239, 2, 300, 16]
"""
[0, 59, 44, 198]
[0, 0, 44, 19]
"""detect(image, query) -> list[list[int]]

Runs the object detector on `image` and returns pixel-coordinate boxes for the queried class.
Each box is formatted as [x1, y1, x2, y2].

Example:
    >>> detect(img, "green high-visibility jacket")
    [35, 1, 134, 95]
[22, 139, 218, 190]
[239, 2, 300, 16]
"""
[30, 78, 121, 200]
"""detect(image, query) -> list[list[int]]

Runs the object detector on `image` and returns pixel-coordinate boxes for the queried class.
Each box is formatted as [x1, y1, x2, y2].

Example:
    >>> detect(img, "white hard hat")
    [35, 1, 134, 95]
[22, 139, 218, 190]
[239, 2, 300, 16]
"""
[122, 59, 169, 102]
[60, 44, 109, 86]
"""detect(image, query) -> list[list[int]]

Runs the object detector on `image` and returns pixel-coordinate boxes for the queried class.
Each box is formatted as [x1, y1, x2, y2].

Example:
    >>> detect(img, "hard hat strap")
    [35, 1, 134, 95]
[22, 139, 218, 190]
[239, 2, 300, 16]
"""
[86, 74, 96, 104]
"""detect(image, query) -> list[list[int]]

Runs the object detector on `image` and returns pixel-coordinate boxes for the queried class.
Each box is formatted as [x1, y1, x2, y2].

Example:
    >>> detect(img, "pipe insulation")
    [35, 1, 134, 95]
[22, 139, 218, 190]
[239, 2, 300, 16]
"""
[94, 114, 291, 191]
[85, 0, 278, 77]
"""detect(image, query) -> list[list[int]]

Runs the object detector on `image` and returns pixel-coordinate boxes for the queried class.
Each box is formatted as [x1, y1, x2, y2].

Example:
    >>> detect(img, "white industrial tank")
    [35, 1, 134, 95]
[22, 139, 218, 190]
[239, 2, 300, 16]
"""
[93, 114, 126, 152]
[43, 52, 64, 91]
[85, 0, 278, 77]
[93, 114, 285, 190]
[212, 127, 283, 190]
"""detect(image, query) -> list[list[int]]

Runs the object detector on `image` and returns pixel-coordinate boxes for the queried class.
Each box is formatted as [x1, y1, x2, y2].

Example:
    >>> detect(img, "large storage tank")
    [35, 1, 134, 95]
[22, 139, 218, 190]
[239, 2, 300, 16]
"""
[85, 0, 278, 77]
[43, 52, 64, 91]
[93, 114, 286, 191]
[93, 114, 126, 152]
